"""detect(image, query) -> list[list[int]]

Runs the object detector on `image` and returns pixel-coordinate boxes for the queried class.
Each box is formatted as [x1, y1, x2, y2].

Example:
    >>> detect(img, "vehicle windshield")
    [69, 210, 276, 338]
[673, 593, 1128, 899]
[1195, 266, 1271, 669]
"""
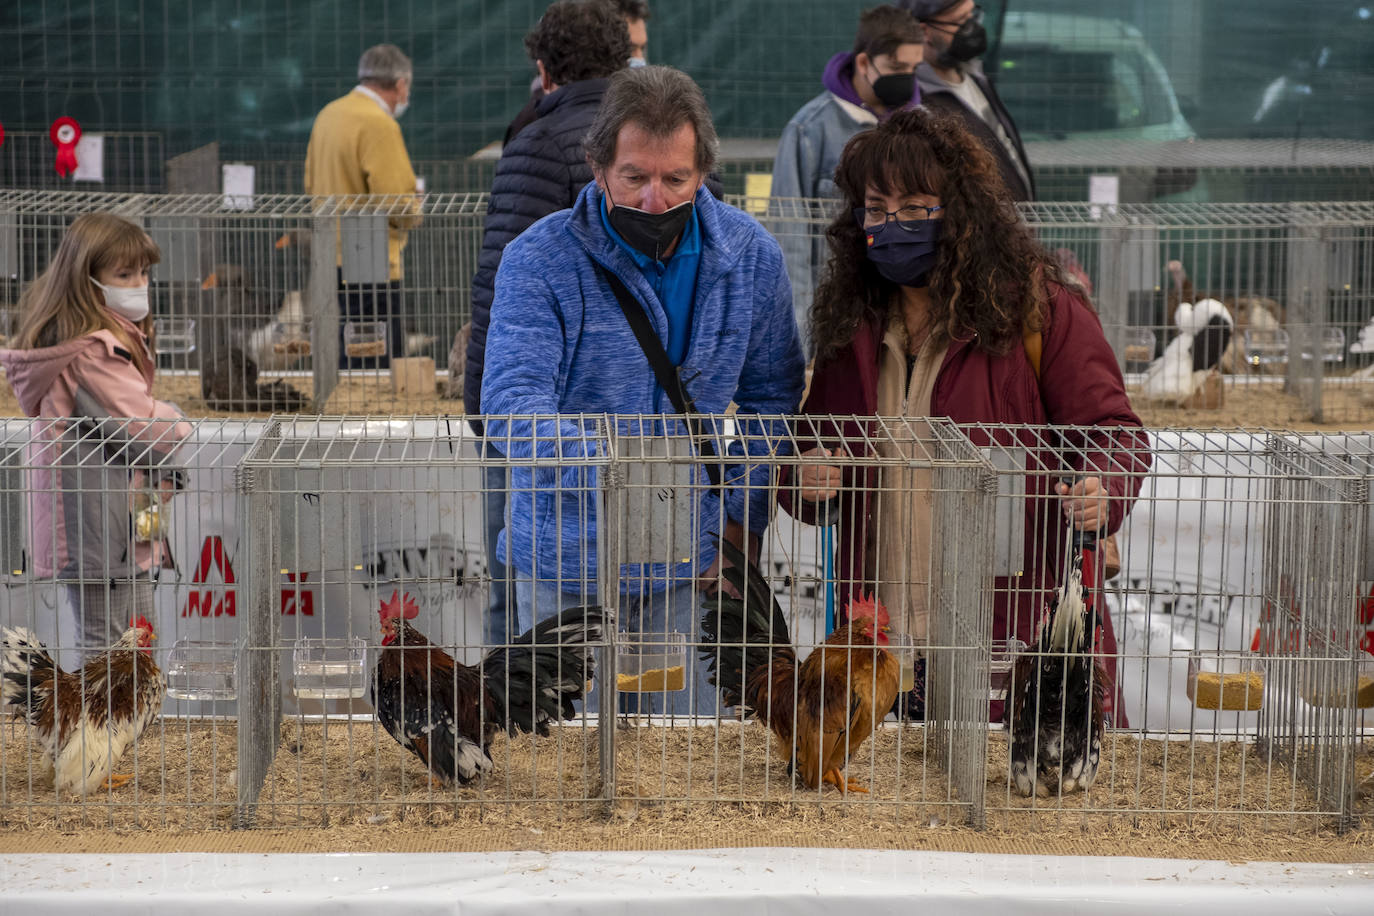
[996, 47, 1176, 136]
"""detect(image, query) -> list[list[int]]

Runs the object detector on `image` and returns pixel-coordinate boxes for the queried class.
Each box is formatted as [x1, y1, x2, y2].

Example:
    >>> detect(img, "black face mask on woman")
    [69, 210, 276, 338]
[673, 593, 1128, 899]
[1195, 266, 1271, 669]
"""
[606, 190, 695, 262]
[934, 16, 988, 68]
[863, 218, 944, 288]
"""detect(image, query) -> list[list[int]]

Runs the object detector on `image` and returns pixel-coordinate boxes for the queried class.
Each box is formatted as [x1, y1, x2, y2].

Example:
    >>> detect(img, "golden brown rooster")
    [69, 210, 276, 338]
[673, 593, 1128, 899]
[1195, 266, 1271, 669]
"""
[700, 539, 901, 793]
[1, 617, 165, 795]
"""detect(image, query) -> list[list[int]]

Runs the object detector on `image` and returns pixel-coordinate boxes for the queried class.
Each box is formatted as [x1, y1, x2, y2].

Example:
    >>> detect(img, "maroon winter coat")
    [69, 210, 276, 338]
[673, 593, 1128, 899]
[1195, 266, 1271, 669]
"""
[784, 283, 1151, 724]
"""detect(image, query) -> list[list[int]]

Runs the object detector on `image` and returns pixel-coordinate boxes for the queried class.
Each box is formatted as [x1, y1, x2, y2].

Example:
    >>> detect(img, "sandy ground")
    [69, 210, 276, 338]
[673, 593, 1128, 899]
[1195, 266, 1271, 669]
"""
[1130, 378, 1374, 430]
[2, 718, 1369, 859]
[0, 370, 459, 420]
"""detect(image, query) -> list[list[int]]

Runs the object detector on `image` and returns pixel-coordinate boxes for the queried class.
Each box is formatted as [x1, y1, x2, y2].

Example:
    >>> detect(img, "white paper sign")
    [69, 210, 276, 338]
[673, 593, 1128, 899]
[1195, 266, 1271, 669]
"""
[1089, 174, 1120, 206]
[222, 163, 256, 210]
[72, 134, 105, 182]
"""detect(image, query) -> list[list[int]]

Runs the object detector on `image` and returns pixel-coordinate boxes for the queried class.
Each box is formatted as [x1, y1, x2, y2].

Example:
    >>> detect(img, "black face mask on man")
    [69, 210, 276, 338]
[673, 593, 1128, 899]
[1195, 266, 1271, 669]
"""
[933, 15, 988, 68]
[605, 189, 695, 262]
[867, 63, 919, 110]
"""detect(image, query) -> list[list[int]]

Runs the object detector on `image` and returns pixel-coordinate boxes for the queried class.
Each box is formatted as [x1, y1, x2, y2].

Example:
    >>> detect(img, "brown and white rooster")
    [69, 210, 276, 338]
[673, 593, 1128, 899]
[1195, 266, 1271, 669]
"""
[1, 617, 165, 795]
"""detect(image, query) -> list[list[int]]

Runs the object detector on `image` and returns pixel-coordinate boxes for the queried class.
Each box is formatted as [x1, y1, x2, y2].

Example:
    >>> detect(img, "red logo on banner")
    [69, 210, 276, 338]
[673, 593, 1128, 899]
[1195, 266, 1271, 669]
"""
[281, 572, 315, 616]
[182, 536, 237, 617]
[1358, 584, 1374, 657]
[50, 117, 81, 178]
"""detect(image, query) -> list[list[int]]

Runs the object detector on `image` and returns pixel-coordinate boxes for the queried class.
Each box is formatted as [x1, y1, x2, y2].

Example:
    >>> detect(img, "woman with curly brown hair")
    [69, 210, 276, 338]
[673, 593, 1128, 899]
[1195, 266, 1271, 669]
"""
[784, 108, 1150, 724]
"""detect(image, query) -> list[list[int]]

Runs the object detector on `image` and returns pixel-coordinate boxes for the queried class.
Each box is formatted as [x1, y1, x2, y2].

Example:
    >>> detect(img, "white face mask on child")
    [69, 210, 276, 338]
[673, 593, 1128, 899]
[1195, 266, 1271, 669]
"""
[90, 277, 150, 322]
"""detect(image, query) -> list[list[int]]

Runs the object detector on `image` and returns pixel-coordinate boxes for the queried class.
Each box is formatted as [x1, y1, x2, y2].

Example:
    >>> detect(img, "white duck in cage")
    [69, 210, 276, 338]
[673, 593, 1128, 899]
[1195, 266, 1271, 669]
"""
[1140, 298, 1234, 403]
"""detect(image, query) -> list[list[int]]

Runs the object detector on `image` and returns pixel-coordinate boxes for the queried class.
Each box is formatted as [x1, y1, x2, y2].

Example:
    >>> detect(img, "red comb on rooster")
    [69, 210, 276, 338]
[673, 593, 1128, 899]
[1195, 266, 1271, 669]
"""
[845, 593, 891, 644]
[129, 616, 156, 652]
[379, 590, 420, 622]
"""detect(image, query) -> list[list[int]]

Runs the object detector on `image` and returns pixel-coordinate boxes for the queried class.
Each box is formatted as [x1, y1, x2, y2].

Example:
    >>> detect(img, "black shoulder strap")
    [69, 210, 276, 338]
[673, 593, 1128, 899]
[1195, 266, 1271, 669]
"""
[597, 265, 723, 488]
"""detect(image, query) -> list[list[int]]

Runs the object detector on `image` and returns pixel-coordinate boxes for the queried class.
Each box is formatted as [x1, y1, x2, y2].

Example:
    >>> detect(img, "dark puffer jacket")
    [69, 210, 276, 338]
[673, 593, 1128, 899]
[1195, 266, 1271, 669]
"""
[465, 78, 610, 428]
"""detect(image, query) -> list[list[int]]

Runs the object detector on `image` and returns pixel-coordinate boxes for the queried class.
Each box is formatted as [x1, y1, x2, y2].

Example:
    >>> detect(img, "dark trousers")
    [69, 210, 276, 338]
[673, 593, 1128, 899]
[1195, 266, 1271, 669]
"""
[337, 269, 404, 370]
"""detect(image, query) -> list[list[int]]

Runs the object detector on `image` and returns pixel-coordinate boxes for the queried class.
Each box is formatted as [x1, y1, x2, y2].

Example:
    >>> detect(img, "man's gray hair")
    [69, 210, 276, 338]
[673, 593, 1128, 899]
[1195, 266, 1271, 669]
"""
[357, 44, 412, 87]
[583, 66, 719, 174]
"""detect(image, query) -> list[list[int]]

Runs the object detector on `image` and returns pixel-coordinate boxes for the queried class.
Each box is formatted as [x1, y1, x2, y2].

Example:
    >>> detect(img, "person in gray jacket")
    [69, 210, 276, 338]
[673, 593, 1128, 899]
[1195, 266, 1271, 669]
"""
[902, 0, 1035, 201]
[770, 5, 924, 356]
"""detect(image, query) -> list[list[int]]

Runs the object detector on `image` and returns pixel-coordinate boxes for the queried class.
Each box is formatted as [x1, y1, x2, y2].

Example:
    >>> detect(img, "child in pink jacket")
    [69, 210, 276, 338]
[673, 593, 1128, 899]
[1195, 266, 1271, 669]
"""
[0, 212, 192, 659]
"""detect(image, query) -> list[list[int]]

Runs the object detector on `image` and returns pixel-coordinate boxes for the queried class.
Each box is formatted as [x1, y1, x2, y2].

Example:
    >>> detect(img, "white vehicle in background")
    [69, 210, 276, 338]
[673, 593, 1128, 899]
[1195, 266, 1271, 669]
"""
[990, 12, 1206, 202]
[992, 12, 1196, 143]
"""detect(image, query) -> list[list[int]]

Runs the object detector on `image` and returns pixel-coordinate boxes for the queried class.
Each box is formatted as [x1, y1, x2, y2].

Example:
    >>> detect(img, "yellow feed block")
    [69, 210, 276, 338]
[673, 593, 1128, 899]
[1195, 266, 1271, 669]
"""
[390, 357, 436, 395]
[345, 340, 387, 358]
[617, 666, 686, 692]
[1188, 671, 1263, 710]
[1302, 676, 1374, 708]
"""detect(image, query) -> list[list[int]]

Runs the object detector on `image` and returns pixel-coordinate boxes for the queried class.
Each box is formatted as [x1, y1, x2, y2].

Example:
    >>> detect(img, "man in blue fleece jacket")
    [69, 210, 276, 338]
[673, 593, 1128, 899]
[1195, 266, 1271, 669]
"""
[481, 66, 806, 715]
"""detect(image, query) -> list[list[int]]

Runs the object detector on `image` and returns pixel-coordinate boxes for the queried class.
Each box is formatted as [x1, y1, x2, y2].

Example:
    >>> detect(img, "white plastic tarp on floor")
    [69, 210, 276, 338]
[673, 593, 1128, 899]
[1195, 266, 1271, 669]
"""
[1, 850, 1371, 915]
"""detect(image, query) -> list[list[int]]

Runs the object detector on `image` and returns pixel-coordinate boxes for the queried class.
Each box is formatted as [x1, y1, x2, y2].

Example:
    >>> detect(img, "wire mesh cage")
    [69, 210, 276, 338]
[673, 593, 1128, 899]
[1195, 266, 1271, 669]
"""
[1019, 202, 1374, 426]
[7, 192, 1374, 427]
[0, 416, 258, 829]
[228, 415, 998, 828]
[1026, 139, 1374, 205]
[747, 197, 1374, 426]
[0, 132, 169, 195]
[1254, 435, 1367, 829]
[965, 424, 1374, 832]
[2, 416, 1372, 833]
[0, 189, 483, 418]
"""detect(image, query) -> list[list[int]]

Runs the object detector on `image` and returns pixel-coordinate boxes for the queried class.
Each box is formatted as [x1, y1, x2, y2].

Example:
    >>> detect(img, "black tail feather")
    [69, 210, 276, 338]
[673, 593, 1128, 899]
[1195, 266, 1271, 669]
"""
[698, 538, 794, 710]
[0, 628, 55, 727]
[484, 605, 605, 735]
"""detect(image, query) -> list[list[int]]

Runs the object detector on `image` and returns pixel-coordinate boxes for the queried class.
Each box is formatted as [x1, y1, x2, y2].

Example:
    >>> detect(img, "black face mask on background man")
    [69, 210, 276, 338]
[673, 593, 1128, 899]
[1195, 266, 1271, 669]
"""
[934, 16, 988, 68]
[606, 192, 695, 262]
[869, 67, 919, 110]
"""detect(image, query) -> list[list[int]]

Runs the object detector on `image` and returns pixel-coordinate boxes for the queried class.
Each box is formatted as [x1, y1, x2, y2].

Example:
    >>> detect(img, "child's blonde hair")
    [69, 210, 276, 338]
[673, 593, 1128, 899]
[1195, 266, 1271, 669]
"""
[15, 212, 161, 376]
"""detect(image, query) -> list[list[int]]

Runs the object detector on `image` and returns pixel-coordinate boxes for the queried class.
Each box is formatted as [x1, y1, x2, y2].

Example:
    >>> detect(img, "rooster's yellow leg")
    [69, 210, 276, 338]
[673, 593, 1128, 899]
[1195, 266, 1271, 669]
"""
[100, 773, 134, 790]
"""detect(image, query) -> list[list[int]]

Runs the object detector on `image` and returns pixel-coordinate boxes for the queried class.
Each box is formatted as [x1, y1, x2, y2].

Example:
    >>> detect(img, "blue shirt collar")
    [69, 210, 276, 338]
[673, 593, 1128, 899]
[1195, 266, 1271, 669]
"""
[599, 191, 701, 269]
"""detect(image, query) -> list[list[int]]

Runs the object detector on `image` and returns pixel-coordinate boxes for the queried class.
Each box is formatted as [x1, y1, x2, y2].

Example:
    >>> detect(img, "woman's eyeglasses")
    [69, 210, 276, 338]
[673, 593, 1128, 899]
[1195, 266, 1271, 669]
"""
[855, 205, 943, 232]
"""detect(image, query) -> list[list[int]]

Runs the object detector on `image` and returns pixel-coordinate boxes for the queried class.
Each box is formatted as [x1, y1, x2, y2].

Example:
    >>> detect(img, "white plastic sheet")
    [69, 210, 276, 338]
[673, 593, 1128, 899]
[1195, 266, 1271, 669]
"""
[1, 850, 1370, 915]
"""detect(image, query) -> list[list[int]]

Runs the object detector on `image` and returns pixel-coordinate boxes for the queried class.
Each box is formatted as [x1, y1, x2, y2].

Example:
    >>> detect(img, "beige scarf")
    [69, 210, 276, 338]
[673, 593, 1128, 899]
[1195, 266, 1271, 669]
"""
[868, 318, 948, 644]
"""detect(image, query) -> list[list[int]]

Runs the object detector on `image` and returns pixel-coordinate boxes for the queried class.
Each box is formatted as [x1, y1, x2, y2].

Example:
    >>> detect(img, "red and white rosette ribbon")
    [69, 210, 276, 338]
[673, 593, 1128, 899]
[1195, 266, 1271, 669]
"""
[50, 117, 82, 177]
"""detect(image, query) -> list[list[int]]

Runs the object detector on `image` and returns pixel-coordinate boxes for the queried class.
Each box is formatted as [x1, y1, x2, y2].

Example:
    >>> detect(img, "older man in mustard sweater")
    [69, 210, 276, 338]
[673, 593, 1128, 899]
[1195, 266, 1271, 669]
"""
[305, 43, 420, 369]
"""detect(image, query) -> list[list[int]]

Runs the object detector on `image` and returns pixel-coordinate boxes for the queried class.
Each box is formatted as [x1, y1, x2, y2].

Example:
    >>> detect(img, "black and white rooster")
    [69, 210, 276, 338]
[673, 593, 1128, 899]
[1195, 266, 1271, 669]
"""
[1007, 530, 1107, 796]
[371, 591, 605, 786]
